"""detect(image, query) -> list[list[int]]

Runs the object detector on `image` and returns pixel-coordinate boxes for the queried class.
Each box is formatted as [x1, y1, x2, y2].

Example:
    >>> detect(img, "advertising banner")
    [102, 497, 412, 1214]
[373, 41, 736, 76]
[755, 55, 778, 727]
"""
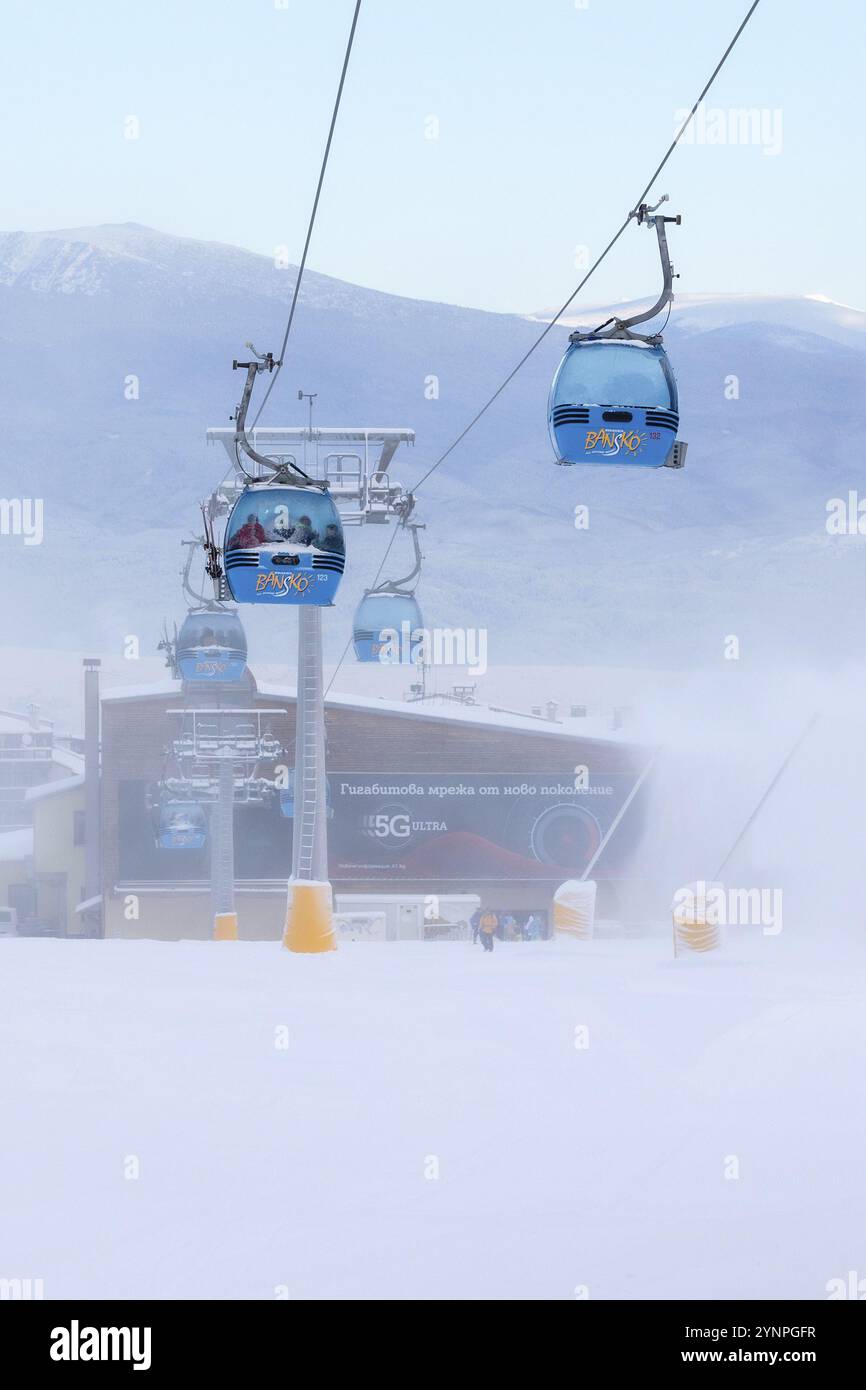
[328, 772, 644, 882]
[120, 769, 646, 885]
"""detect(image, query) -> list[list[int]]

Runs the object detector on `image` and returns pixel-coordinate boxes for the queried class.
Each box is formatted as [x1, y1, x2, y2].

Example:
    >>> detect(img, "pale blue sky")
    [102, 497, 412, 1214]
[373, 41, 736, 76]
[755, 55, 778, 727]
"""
[0, 0, 860, 312]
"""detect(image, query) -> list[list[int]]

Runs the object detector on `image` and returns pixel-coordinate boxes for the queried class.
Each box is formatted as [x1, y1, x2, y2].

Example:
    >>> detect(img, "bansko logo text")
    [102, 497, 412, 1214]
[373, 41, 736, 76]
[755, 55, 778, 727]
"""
[255, 572, 313, 595]
[50, 1320, 152, 1371]
[584, 428, 645, 457]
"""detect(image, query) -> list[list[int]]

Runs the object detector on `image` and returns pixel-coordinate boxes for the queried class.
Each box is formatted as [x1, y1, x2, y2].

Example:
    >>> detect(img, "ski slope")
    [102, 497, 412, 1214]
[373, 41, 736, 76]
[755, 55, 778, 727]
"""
[2, 931, 864, 1300]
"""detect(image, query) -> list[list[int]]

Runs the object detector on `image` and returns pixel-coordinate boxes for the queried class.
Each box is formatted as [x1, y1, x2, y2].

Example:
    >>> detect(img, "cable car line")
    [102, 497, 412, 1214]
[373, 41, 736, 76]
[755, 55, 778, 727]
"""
[199, 0, 362, 603]
[249, 0, 363, 436]
[324, 0, 762, 689]
[411, 0, 761, 493]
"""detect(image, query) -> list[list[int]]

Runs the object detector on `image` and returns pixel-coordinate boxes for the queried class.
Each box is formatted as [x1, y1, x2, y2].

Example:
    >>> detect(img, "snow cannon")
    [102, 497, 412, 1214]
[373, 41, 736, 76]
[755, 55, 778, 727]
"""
[552, 880, 597, 941]
[671, 881, 723, 956]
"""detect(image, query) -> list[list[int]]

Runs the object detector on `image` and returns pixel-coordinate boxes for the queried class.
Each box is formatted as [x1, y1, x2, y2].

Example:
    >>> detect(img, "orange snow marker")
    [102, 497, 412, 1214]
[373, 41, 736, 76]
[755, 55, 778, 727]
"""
[213, 912, 238, 942]
[283, 881, 337, 954]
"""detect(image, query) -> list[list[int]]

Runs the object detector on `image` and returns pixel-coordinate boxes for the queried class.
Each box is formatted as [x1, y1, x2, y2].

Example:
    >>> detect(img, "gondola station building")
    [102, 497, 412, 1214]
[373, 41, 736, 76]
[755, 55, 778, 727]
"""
[93, 672, 650, 940]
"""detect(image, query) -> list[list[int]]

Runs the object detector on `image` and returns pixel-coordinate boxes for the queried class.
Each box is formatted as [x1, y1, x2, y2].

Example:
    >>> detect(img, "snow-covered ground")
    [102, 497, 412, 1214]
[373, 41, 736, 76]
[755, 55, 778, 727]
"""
[4, 653, 865, 1300]
[2, 930, 863, 1300]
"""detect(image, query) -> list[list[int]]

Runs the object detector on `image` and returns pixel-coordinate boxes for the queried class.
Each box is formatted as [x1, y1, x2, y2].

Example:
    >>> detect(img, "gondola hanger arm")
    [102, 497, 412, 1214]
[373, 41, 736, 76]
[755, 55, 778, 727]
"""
[573, 200, 682, 343]
[371, 518, 425, 595]
[232, 350, 324, 488]
[631, 192, 670, 220]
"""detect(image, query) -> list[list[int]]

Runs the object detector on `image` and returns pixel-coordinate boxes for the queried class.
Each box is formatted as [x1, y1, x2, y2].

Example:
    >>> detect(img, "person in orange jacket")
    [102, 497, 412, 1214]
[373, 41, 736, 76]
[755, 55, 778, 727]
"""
[479, 909, 498, 953]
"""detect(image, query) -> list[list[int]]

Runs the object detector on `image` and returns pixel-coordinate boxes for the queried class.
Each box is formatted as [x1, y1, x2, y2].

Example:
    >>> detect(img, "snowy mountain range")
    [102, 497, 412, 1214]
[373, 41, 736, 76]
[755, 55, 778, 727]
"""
[530, 290, 866, 348]
[0, 222, 864, 676]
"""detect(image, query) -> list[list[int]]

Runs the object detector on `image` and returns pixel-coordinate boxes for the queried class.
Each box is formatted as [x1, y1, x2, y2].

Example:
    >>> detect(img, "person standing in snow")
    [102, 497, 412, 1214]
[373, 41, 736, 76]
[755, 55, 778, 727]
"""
[479, 909, 498, 953]
[470, 908, 482, 945]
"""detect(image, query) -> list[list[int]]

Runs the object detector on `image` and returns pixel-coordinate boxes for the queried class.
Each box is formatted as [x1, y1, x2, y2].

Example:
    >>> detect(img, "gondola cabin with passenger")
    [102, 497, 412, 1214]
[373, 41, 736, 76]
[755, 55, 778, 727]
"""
[211, 351, 346, 607]
[176, 608, 248, 683]
[223, 483, 345, 606]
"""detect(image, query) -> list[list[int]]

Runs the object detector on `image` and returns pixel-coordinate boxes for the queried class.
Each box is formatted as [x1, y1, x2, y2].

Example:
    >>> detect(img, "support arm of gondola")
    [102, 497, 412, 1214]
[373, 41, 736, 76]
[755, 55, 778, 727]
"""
[573, 198, 682, 344]
[232, 349, 322, 488]
[371, 519, 425, 594]
[616, 206, 679, 331]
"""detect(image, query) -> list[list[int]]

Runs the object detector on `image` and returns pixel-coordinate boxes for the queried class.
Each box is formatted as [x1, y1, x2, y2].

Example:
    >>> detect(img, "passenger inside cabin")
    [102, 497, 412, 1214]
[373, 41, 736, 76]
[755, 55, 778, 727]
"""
[291, 515, 317, 547]
[318, 523, 344, 554]
[228, 513, 267, 550]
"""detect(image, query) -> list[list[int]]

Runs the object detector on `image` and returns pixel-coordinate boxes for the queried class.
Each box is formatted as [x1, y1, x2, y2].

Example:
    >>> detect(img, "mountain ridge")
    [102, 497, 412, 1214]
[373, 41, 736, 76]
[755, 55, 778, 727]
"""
[0, 223, 863, 672]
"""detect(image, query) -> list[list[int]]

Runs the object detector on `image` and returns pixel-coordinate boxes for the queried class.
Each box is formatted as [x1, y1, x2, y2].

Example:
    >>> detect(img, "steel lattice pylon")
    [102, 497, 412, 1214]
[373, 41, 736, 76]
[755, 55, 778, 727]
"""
[292, 607, 329, 883]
